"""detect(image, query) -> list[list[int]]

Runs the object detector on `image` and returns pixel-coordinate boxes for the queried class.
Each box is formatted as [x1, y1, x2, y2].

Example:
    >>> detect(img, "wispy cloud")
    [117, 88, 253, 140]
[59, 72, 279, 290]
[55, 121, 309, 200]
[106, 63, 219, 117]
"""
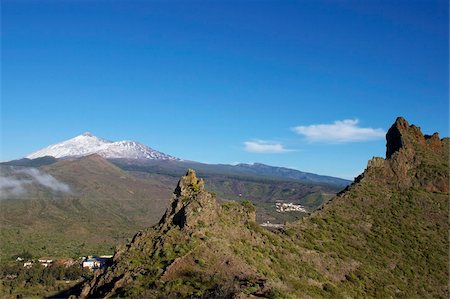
[0, 177, 29, 197]
[244, 140, 292, 153]
[293, 119, 385, 143]
[17, 168, 71, 193]
[0, 167, 71, 199]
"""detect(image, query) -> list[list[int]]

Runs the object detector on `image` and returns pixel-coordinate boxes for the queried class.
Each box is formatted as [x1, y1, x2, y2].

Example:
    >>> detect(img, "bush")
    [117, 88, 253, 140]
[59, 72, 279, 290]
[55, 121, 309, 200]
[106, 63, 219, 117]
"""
[241, 200, 256, 213]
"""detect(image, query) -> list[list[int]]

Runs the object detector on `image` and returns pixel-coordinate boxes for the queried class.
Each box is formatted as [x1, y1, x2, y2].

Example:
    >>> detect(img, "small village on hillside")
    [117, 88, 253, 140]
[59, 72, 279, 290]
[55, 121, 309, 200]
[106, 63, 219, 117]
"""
[275, 202, 308, 213]
[16, 255, 113, 272]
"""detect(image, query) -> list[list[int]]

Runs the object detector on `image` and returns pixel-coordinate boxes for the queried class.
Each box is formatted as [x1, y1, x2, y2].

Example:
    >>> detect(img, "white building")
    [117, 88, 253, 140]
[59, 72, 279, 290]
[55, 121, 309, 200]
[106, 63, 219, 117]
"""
[275, 202, 308, 213]
[38, 258, 53, 267]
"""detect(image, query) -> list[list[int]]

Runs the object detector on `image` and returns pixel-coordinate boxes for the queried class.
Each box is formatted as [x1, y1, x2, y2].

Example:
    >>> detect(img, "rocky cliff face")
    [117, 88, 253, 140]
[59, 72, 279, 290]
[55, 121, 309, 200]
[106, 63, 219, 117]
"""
[158, 169, 218, 231]
[352, 116, 448, 193]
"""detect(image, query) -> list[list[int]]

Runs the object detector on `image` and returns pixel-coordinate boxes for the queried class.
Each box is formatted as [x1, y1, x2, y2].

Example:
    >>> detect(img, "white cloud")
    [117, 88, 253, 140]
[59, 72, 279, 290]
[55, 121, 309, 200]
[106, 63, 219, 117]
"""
[0, 167, 71, 199]
[244, 140, 292, 153]
[17, 168, 71, 193]
[0, 177, 29, 197]
[293, 119, 385, 143]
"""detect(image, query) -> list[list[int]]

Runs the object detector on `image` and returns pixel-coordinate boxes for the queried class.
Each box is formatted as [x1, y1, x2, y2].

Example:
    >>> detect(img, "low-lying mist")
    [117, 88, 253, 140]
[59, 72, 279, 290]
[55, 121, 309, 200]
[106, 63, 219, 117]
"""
[0, 167, 71, 199]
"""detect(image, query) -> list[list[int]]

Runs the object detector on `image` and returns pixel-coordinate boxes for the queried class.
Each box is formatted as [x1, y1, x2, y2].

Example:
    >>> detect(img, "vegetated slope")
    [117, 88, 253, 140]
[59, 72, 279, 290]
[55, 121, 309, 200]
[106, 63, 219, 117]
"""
[80, 169, 272, 298]
[0, 155, 342, 263]
[284, 117, 449, 298]
[114, 159, 347, 223]
[130, 170, 340, 223]
[79, 117, 448, 298]
[0, 155, 172, 262]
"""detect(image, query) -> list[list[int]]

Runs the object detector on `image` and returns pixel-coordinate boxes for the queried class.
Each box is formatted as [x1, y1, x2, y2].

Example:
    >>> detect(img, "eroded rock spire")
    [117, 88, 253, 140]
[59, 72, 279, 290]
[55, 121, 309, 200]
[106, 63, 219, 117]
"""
[158, 169, 218, 230]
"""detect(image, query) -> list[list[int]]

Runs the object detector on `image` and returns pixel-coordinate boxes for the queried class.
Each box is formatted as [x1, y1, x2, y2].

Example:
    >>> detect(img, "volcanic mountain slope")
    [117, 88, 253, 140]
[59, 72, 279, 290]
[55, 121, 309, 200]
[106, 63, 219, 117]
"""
[26, 132, 178, 160]
[80, 117, 448, 298]
[0, 155, 172, 262]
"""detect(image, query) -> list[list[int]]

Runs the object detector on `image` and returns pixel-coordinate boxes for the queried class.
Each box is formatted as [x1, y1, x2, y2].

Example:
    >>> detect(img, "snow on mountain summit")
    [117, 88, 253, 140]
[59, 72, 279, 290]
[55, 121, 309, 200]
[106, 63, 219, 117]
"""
[26, 133, 179, 161]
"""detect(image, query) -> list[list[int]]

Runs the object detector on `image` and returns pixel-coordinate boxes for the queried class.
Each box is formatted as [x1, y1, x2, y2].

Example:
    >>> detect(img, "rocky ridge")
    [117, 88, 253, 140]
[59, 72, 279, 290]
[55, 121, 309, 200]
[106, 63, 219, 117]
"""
[350, 116, 448, 193]
[79, 117, 449, 298]
[80, 169, 263, 298]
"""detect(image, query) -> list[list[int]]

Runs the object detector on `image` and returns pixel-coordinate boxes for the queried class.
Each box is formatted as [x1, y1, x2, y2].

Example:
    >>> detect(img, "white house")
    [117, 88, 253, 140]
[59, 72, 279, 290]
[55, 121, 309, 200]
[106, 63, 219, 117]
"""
[38, 258, 53, 267]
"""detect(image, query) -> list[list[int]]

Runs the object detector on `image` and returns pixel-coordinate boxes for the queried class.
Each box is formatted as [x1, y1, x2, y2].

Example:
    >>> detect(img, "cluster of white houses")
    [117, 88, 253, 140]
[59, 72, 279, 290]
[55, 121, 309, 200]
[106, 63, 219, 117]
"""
[18, 255, 113, 271]
[81, 256, 113, 270]
[275, 202, 308, 213]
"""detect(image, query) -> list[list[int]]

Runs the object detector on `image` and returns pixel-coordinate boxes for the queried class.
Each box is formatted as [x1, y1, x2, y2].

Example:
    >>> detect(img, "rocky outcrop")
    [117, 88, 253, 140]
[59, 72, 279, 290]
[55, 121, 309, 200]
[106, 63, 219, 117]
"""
[80, 169, 260, 298]
[158, 169, 219, 231]
[351, 117, 448, 193]
[386, 116, 445, 157]
[296, 117, 449, 298]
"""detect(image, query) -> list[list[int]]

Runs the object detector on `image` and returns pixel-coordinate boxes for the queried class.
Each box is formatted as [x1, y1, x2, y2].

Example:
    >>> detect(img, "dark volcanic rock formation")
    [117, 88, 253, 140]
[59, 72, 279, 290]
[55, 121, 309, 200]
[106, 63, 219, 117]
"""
[158, 169, 218, 231]
[355, 116, 448, 193]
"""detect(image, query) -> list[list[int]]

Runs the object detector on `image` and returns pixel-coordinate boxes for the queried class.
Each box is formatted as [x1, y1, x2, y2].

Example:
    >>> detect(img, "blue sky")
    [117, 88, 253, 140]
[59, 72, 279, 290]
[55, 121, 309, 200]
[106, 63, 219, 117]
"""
[1, 0, 448, 179]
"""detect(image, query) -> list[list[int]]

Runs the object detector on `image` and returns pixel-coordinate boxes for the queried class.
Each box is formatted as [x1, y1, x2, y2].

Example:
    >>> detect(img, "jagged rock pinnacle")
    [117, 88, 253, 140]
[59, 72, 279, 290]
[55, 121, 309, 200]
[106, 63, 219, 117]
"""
[174, 169, 205, 197]
[159, 169, 217, 230]
[385, 116, 435, 158]
[350, 117, 448, 192]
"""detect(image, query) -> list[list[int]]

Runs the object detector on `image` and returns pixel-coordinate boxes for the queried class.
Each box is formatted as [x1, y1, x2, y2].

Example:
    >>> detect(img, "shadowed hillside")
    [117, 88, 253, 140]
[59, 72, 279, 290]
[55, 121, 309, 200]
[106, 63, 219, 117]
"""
[79, 117, 449, 298]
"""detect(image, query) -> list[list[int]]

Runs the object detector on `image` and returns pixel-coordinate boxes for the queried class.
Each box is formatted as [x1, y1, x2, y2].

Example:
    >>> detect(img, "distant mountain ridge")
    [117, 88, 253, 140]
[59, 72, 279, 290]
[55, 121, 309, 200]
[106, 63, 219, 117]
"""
[110, 159, 351, 187]
[232, 162, 350, 186]
[26, 132, 179, 161]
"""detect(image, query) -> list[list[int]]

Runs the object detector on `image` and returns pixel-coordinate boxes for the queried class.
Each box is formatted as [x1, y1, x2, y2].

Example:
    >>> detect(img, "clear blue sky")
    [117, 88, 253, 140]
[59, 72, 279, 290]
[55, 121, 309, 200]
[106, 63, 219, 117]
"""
[1, 0, 448, 179]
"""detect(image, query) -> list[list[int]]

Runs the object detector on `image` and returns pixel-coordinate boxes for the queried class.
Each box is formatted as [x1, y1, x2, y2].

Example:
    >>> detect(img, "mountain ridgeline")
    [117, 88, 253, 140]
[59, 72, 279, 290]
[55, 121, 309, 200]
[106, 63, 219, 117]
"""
[79, 117, 449, 298]
[16, 131, 350, 187]
[25, 132, 179, 161]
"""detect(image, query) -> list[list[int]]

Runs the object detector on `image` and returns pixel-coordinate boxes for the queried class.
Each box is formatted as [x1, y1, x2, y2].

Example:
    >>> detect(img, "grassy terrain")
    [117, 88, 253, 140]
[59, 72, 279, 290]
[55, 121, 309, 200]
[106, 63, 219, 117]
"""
[88, 184, 448, 298]
[0, 263, 89, 299]
[0, 156, 171, 263]
[0, 155, 340, 267]
[80, 119, 449, 298]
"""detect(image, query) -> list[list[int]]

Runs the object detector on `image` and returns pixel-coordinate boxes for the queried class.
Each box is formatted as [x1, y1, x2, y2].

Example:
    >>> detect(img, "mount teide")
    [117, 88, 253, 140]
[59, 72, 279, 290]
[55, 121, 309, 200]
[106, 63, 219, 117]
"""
[26, 132, 179, 161]
[20, 132, 350, 186]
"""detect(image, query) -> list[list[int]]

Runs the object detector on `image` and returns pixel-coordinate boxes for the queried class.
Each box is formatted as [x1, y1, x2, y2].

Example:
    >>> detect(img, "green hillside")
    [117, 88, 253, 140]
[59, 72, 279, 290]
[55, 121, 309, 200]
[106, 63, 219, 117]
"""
[0, 155, 339, 265]
[79, 117, 449, 298]
[0, 155, 171, 263]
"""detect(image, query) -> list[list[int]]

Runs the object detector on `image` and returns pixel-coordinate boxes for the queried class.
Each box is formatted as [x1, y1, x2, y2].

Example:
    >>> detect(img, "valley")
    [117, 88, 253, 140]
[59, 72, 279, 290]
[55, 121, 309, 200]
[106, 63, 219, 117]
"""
[0, 137, 346, 265]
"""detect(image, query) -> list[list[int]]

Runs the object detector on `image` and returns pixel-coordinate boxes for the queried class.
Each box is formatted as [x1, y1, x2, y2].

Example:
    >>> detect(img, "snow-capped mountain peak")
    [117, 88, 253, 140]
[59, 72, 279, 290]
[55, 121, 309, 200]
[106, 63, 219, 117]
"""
[26, 133, 179, 161]
[82, 131, 93, 137]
